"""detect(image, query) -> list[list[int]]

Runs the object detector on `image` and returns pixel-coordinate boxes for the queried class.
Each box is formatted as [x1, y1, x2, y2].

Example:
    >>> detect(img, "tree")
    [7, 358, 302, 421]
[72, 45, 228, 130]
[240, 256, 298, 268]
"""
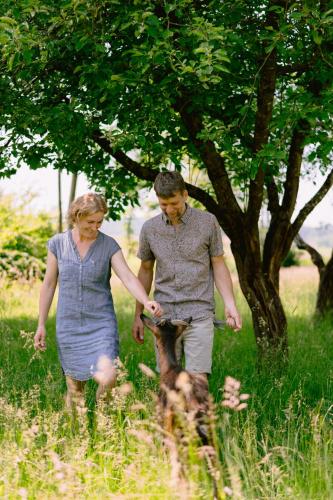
[58, 169, 63, 233]
[295, 235, 333, 316]
[0, 194, 54, 281]
[67, 172, 78, 228]
[0, 0, 332, 358]
[68, 173, 78, 209]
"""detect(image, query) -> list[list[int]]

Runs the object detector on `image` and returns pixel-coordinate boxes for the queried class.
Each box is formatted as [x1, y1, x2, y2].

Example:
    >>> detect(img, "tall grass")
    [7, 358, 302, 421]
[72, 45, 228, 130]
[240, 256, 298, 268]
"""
[0, 267, 332, 499]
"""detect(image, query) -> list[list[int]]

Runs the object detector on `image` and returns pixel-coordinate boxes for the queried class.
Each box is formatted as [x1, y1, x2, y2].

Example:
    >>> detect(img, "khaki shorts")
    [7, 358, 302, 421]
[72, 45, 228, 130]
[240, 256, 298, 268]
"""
[155, 317, 215, 374]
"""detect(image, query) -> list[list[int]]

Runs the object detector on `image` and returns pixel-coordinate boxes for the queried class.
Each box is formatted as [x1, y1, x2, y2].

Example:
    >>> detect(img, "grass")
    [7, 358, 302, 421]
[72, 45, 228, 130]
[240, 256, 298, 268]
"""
[0, 267, 332, 499]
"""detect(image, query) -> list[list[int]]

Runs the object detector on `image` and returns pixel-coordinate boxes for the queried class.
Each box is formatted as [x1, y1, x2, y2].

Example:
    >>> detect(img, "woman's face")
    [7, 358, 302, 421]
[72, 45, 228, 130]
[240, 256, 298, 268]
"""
[76, 211, 104, 239]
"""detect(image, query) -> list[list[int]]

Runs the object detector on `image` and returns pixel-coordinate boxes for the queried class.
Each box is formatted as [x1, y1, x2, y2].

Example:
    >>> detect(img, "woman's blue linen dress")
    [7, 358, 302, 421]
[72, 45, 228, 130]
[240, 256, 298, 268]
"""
[48, 230, 121, 381]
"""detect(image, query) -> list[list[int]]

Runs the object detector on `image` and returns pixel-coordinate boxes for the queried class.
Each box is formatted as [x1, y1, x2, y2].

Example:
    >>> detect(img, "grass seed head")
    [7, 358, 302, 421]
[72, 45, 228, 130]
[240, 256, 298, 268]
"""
[138, 363, 156, 378]
[94, 355, 117, 386]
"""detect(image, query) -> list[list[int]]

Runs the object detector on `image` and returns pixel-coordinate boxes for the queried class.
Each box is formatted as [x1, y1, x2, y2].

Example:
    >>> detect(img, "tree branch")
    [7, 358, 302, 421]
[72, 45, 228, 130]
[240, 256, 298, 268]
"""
[153, 3, 244, 231]
[265, 177, 280, 215]
[174, 97, 243, 222]
[281, 119, 310, 217]
[91, 129, 222, 218]
[246, 1, 281, 228]
[291, 168, 333, 237]
[0, 135, 13, 153]
[295, 234, 325, 273]
[276, 62, 311, 76]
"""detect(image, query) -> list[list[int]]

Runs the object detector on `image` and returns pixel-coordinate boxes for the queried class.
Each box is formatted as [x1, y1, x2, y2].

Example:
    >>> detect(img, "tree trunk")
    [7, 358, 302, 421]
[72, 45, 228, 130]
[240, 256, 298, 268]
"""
[232, 241, 288, 364]
[58, 169, 63, 233]
[68, 172, 78, 208]
[316, 253, 333, 315]
[67, 173, 78, 229]
[295, 235, 333, 316]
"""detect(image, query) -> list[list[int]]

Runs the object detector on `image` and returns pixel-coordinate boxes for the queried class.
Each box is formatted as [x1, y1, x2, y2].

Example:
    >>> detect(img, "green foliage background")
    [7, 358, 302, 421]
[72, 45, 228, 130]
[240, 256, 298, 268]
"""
[0, 195, 54, 280]
[0, 0, 332, 215]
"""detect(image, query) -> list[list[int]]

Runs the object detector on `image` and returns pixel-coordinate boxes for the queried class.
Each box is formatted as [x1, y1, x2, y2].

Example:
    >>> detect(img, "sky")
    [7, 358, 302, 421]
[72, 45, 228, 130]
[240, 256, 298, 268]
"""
[1, 164, 332, 229]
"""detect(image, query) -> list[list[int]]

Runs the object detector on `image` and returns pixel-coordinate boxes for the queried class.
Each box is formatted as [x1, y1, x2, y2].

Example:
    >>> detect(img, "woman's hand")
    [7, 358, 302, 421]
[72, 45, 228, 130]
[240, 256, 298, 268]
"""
[144, 300, 163, 317]
[34, 325, 47, 351]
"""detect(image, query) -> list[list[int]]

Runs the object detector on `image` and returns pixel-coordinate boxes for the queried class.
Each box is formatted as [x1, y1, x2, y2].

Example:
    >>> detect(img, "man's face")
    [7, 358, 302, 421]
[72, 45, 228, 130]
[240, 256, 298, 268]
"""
[157, 190, 188, 222]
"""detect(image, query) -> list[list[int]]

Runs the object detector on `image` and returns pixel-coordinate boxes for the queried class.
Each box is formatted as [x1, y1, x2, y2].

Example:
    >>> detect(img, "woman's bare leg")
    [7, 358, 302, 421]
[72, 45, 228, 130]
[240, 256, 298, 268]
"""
[65, 376, 86, 410]
[95, 373, 117, 401]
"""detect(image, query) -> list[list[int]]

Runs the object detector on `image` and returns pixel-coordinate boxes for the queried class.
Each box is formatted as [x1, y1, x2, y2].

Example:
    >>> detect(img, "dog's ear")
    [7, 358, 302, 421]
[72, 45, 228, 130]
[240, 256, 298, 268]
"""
[170, 317, 192, 336]
[140, 313, 161, 338]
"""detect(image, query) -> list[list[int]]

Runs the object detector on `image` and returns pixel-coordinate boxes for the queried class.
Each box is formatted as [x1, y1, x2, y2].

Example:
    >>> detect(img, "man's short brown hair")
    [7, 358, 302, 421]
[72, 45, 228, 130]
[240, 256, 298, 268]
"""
[154, 171, 186, 198]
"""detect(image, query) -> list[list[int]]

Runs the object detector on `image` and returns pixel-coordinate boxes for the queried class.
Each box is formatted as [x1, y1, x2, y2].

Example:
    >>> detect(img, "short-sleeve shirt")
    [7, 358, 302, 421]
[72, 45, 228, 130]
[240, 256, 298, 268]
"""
[137, 205, 224, 320]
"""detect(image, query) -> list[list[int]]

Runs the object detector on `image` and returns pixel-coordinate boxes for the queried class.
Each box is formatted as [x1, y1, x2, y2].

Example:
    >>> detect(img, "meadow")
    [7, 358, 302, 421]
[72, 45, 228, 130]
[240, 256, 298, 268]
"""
[0, 266, 332, 499]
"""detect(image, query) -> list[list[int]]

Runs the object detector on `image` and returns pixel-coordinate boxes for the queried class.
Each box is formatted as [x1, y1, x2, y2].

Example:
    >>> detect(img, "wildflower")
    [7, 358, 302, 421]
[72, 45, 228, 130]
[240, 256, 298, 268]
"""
[130, 402, 146, 412]
[58, 483, 68, 494]
[128, 429, 153, 446]
[118, 382, 133, 396]
[221, 376, 250, 411]
[94, 355, 117, 386]
[124, 462, 136, 479]
[138, 363, 156, 378]
[197, 445, 216, 459]
[224, 486, 233, 496]
[18, 488, 28, 499]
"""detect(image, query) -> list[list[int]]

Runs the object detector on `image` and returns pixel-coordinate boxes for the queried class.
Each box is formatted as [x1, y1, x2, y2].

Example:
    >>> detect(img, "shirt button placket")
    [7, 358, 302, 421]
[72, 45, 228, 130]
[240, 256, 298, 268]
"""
[173, 227, 178, 319]
[174, 227, 182, 319]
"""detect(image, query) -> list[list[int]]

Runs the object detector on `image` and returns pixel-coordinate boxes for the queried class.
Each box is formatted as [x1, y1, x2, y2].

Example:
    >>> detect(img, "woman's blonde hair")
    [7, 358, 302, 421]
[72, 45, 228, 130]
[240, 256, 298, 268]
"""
[67, 192, 108, 225]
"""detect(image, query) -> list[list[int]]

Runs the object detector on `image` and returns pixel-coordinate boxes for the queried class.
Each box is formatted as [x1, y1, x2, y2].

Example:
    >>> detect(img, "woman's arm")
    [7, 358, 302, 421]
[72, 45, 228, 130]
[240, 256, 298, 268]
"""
[132, 259, 155, 344]
[111, 250, 162, 317]
[34, 250, 58, 350]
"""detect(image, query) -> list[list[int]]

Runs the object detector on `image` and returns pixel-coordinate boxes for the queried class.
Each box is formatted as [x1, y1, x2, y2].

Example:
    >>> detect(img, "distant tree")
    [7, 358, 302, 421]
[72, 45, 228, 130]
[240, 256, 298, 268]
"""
[68, 173, 78, 210]
[282, 249, 300, 267]
[0, 194, 54, 281]
[1, 1, 332, 359]
[67, 172, 78, 229]
[58, 169, 63, 233]
[295, 235, 333, 317]
[124, 208, 136, 258]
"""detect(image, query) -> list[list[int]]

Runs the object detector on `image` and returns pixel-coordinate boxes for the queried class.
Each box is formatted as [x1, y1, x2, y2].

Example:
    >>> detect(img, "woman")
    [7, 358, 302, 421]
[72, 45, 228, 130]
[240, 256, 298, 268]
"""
[34, 192, 162, 405]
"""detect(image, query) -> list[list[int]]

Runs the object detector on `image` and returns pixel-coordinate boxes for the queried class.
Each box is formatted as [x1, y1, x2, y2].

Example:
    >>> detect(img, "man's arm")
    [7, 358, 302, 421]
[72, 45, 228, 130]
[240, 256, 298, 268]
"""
[211, 255, 242, 331]
[132, 259, 155, 343]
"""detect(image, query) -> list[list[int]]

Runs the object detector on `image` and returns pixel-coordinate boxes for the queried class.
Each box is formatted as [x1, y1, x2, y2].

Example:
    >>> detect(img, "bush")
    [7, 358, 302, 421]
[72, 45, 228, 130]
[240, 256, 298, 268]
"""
[0, 194, 55, 281]
[282, 249, 300, 267]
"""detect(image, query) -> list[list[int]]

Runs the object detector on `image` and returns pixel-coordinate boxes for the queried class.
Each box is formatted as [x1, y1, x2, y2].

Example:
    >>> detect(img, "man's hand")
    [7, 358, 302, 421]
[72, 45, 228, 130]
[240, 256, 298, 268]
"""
[132, 315, 145, 344]
[34, 325, 47, 350]
[225, 304, 242, 331]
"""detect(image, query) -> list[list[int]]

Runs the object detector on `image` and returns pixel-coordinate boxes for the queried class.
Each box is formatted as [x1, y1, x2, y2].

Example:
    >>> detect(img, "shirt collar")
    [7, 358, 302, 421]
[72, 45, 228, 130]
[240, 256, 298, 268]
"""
[161, 203, 192, 225]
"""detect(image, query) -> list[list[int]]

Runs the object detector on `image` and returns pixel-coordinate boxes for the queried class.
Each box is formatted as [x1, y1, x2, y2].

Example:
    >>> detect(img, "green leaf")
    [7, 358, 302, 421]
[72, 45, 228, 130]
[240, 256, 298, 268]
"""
[0, 16, 17, 25]
[312, 30, 322, 45]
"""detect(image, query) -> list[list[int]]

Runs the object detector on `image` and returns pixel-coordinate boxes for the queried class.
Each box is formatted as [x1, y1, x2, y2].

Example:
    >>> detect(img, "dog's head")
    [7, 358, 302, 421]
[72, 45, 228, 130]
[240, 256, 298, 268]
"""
[140, 314, 192, 340]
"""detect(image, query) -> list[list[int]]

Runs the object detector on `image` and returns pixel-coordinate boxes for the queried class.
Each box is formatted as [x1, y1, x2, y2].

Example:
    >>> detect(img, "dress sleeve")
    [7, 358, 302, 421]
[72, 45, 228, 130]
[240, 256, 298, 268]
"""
[209, 215, 224, 257]
[109, 237, 121, 258]
[137, 223, 155, 261]
[47, 235, 58, 258]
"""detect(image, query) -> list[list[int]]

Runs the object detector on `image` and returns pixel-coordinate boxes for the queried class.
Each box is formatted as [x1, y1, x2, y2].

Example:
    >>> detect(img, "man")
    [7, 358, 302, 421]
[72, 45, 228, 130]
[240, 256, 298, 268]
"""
[132, 171, 242, 377]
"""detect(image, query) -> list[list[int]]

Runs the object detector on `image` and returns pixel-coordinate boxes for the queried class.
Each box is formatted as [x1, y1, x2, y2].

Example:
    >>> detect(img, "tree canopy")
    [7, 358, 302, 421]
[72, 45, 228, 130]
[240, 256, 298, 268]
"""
[1, 0, 332, 354]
